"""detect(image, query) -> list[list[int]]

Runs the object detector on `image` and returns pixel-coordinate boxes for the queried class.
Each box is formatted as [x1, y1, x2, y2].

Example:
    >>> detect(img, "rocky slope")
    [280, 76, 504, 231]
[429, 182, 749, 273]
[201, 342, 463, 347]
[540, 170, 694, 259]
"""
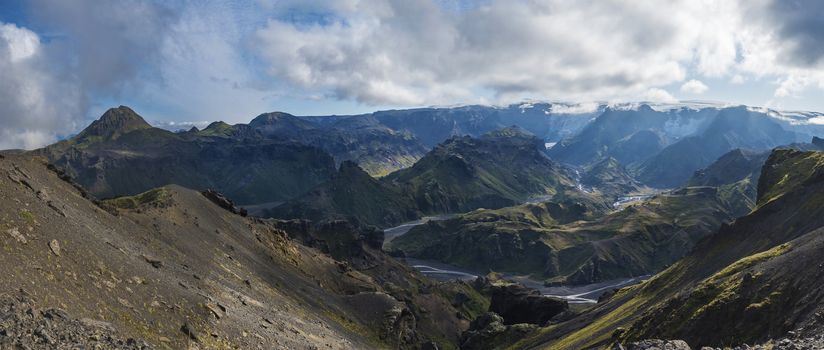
[0, 153, 485, 349]
[513, 149, 824, 349]
[389, 185, 745, 285]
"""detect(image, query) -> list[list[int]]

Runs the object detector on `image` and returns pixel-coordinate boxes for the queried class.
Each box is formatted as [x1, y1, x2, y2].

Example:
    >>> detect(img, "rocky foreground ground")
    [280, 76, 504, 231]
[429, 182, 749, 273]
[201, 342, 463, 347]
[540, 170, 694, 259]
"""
[618, 336, 824, 350]
[0, 290, 151, 349]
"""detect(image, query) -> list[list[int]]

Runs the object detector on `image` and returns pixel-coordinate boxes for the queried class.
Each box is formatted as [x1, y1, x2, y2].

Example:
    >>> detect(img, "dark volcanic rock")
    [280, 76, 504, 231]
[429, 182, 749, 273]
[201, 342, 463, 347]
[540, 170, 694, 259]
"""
[0, 291, 150, 349]
[271, 219, 384, 269]
[621, 339, 691, 350]
[460, 312, 537, 350]
[489, 284, 568, 325]
[202, 189, 247, 216]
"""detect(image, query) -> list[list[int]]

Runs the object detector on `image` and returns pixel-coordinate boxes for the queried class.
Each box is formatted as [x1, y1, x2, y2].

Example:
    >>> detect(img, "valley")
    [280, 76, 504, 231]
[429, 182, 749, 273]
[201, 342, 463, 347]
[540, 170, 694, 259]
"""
[4, 101, 824, 350]
[9, 3, 824, 349]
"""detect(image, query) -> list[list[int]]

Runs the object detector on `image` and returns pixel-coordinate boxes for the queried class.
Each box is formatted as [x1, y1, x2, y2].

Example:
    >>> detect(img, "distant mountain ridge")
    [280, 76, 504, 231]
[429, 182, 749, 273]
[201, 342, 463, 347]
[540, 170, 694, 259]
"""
[37, 107, 337, 203]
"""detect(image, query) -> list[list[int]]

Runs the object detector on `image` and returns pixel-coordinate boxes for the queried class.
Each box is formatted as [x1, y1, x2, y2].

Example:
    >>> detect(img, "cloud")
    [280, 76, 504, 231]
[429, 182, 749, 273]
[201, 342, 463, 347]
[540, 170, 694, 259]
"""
[28, 0, 177, 94]
[642, 88, 678, 103]
[255, 0, 736, 105]
[680, 79, 709, 94]
[0, 0, 275, 149]
[0, 22, 83, 149]
[550, 102, 601, 115]
[764, 0, 824, 68]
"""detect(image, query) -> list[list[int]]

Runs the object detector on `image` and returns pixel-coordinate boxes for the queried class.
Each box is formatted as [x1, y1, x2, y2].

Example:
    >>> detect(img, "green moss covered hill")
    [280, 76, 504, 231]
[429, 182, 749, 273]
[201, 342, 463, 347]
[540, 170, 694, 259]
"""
[390, 184, 747, 286]
[38, 106, 337, 204]
[269, 127, 596, 228]
[37, 106, 431, 205]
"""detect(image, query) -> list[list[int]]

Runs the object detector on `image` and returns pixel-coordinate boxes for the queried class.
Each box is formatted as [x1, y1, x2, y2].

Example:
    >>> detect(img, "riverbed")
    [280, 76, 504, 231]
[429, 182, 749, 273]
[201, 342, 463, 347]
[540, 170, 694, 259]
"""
[384, 218, 647, 303]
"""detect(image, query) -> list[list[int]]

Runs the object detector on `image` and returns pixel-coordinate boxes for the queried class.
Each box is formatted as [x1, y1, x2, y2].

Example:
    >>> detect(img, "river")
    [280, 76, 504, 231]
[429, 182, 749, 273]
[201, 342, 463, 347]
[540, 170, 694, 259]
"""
[384, 218, 648, 304]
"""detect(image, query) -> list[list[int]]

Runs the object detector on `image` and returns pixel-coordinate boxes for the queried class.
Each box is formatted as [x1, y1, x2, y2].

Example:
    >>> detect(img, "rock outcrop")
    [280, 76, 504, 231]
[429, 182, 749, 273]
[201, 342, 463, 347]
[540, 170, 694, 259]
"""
[489, 284, 568, 325]
[460, 312, 537, 350]
[202, 189, 247, 216]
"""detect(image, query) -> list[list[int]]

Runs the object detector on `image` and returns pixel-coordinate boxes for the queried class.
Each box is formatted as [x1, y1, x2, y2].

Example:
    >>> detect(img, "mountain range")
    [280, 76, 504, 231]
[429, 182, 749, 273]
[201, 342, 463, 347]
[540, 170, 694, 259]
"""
[267, 127, 596, 228]
[5, 101, 824, 349]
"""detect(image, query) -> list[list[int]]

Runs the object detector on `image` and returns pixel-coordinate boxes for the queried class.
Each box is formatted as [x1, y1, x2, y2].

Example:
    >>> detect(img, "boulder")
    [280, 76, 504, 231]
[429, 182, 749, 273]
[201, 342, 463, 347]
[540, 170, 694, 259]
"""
[460, 312, 537, 350]
[625, 339, 692, 350]
[489, 284, 568, 325]
[202, 189, 247, 216]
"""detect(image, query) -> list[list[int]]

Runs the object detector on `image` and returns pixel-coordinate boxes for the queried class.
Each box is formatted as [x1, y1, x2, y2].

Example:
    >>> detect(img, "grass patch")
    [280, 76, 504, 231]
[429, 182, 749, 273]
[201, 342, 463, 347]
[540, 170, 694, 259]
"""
[18, 210, 35, 224]
[104, 188, 172, 210]
[706, 243, 790, 284]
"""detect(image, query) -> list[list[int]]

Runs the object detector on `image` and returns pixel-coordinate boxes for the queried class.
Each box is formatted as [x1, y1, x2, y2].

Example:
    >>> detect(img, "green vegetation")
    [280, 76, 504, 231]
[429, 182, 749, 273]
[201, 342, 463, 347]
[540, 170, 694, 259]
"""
[104, 188, 172, 209]
[18, 210, 35, 224]
[196, 121, 235, 137]
[390, 186, 742, 285]
[707, 243, 790, 283]
[271, 129, 593, 228]
[525, 149, 824, 349]
[757, 150, 824, 206]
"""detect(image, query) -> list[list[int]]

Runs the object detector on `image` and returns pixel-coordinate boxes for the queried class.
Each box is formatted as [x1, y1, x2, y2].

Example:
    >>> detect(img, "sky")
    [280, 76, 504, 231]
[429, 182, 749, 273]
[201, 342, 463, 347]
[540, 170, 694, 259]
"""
[2, 0, 824, 149]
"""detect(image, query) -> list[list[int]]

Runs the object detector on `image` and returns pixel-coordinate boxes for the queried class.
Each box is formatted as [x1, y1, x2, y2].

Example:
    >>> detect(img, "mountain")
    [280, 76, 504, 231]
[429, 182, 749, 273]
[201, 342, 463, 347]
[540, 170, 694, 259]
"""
[271, 127, 592, 228]
[516, 149, 824, 349]
[389, 185, 745, 286]
[74, 106, 152, 141]
[248, 111, 319, 138]
[0, 153, 486, 349]
[307, 103, 598, 148]
[687, 148, 769, 188]
[547, 105, 680, 166]
[265, 161, 420, 228]
[637, 106, 800, 187]
[38, 107, 337, 204]
[581, 157, 646, 198]
[383, 127, 584, 214]
[244, 111, 428, 177]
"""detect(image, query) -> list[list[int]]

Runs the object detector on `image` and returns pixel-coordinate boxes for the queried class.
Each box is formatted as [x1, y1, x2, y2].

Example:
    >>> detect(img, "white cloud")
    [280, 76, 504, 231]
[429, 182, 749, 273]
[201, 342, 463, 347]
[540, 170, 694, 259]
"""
[0, 22, 84, 150]
[254, 0, 728, 106]
[550, 102, 601, 115]
[251, 0, 824, 109]
[642, 88, 678, 103]
[680, 79, 709, 94]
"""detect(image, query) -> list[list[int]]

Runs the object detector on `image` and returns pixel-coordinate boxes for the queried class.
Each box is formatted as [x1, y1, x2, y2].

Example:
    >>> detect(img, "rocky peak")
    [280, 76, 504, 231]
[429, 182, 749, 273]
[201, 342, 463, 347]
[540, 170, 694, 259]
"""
[77, 106, 151, 140]
[249, 112, 297, 126]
